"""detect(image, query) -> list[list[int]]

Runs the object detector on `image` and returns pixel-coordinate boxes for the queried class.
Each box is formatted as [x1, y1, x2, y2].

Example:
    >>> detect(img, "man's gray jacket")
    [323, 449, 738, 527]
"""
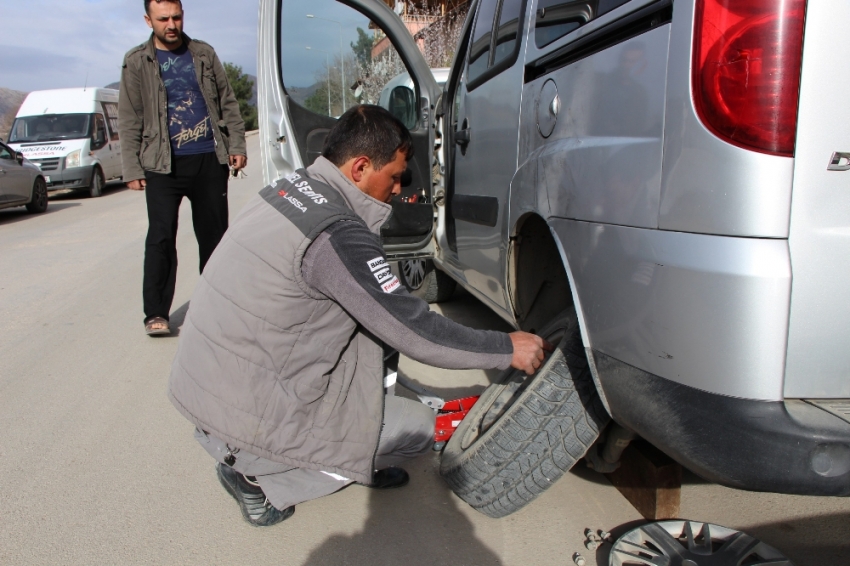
[118, 33, 246, 182]
[168, 157, 512, 485]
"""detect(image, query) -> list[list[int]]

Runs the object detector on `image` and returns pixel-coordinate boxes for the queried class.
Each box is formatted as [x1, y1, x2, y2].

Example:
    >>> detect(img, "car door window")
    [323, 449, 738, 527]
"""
[280, 0, 413, 121]
[467, 0, 499, 84]
[92, 114, 108, 150]
[492, 0, 524, 67]
[102, 102, 120, 141]
[467, 0, 527, 88]
[535, 0, 630, 48]
[0, 143, 12, 161]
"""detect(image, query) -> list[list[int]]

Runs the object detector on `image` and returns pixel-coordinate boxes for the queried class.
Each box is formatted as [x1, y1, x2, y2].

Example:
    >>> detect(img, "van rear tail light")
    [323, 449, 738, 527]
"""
[693, 0, 807, 157]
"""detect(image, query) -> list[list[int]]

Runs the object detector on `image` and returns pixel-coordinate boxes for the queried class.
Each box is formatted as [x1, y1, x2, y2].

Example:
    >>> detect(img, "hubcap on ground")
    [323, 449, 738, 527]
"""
[609, 520, 794, 566]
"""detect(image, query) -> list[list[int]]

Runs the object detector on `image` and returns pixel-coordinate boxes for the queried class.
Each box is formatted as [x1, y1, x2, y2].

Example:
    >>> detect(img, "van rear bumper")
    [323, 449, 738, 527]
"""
[595, 351, 850, 496]
[46, 165, 93, 190]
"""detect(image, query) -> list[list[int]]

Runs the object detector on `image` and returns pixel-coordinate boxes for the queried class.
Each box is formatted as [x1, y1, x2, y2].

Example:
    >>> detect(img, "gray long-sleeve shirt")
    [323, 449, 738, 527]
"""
[301, 220, 514, 371]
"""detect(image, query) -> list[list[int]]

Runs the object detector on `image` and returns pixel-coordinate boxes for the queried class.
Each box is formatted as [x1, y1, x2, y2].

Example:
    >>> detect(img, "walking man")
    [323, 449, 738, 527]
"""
[119, 0, 247, 335]
[168, 105, 551, 526]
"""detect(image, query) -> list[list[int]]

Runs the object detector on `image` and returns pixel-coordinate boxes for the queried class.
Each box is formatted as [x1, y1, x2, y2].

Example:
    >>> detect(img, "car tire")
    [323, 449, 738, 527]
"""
[26, 177, 48, 214]
[89, 167, 104, 198]
[440, 310, 609, 518]
[400, 259, 456, 303]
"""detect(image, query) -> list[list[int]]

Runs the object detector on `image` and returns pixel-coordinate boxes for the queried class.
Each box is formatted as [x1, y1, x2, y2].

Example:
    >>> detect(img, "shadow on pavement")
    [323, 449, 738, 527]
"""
[48, 181, 129, 201]
[0, 202, 81, 226]
[168, 301, 191, 336]
[748, 512, 850, 566]
[301, 463, 502, 566]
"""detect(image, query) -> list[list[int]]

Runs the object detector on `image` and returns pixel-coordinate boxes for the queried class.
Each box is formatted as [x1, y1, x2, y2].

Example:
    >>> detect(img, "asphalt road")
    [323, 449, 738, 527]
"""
[1, 132, 848, 565]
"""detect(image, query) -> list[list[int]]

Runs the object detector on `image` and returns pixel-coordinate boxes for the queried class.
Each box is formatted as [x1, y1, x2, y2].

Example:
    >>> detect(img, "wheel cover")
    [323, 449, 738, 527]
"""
[35, 180, 47, 208]
[401, 259, 426, 290]
[610, 521, 794, 566]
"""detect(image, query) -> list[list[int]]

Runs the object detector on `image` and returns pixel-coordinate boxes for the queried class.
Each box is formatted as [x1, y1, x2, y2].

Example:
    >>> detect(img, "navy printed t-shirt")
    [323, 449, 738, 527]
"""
[156, 45, 216, 155]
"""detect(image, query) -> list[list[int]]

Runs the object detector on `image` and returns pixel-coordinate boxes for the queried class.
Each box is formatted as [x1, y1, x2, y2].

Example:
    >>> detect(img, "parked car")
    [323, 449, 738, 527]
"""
[260, 0, 850, 517]
[0, 140, 48, 214]
[7, 88, 121, 198]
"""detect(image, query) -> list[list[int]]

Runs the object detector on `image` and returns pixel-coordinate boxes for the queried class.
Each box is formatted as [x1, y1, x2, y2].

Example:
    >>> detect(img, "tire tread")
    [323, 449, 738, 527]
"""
[440, 325, 609, 518]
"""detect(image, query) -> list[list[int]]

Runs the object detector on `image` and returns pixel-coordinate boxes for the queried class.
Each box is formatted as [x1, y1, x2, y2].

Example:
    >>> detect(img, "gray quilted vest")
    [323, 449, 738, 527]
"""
[168, 163, 390, 484]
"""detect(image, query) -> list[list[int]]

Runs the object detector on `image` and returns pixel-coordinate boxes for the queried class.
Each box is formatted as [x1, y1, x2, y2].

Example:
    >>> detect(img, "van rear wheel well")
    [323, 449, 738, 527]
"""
[511, 214, 573, 333]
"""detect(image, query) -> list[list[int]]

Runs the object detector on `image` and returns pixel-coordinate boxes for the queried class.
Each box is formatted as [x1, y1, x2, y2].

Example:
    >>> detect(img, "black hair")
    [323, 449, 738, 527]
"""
[322, 105, 414, 169]
[144, 0, 182, 14]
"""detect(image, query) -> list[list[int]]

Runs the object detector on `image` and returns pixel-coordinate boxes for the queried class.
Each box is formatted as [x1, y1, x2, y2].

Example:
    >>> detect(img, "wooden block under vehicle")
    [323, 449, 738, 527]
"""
[605, 440, 682, 520]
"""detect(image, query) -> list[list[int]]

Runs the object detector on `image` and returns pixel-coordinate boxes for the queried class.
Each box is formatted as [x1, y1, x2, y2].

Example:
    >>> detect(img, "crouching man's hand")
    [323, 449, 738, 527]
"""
[509, 331, 555, 375]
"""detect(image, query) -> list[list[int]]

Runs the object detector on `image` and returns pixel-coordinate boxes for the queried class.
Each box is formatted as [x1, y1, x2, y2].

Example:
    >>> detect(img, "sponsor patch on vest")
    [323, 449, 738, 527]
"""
[284, 172, 328, 205]
[367, 256, 401, 293]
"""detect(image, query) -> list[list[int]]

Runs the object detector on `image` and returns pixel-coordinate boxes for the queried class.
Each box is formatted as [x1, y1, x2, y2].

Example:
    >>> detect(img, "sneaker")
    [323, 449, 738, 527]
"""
[216, 463, 295, 527]
[370, 467, 410, 489]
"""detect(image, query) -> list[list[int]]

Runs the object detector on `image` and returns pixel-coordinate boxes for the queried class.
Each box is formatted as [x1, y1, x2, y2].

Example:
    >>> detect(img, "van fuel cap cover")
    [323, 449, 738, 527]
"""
[536, 79, 559, 138]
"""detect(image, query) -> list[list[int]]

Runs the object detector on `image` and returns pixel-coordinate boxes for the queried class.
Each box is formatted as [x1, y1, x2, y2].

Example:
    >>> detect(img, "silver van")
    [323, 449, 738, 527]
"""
[260, 0, 850, 516]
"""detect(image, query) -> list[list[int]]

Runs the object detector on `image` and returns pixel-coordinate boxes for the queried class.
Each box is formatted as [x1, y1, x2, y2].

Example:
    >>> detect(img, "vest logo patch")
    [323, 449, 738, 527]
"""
[279, 190, 307, 213]
[367, 256, 401, 294]
[284, 171, 328, 206]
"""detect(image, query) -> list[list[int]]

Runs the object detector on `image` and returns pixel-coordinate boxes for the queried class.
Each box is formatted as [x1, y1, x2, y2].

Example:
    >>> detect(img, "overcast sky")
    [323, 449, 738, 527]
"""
[0, 0, 258, 92]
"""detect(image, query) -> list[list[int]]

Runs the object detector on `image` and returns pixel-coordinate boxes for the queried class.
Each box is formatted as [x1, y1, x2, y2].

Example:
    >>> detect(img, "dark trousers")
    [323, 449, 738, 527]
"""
[143, 152, 229, 322]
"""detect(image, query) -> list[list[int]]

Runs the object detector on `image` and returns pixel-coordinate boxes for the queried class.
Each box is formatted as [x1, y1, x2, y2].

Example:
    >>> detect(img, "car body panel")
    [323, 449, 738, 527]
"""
[519, 25, 670, 229]
[658, 0, 793, 238]
[551, 217, 791, 401]
[784, 0, 850, 398]
[0, 141, 43, 209]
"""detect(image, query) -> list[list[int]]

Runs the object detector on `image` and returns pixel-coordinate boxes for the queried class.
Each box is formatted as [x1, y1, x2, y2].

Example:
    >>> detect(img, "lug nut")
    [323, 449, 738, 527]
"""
[573, 552, 586, 566]
[584, 528, 601, 541]
[585, 539, 600, 550]
[599, 530, 612, 542]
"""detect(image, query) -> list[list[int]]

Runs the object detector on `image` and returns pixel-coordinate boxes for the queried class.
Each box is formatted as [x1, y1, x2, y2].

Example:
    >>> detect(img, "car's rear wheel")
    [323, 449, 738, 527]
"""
[400, 259, 457, 303]
[26, 177, 48, 213]
[89, 167, 104, 198]
[440, 310, 609, 518]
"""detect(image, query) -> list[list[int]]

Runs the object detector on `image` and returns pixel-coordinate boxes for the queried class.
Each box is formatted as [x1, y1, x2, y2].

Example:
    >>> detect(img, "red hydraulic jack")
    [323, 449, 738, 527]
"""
[396, 374, 479, 451]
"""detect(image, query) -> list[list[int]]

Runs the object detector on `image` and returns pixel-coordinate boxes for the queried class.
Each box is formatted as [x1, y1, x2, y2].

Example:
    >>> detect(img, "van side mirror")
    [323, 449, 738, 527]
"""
[92, 128, 107, 150]
[15, 152, 24, 165]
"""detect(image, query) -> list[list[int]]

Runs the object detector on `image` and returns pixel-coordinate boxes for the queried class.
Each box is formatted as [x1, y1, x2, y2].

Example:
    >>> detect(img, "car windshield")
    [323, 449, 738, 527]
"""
[9, 113, 92, 143]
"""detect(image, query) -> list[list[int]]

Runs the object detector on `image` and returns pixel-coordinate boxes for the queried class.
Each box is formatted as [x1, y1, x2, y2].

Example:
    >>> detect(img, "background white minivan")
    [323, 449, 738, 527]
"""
[7, 88, 121, 197]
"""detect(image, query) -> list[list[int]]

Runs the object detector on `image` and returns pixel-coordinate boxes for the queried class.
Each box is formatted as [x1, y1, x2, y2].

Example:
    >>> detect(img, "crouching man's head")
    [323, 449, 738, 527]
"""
[322, 105, 414, 204]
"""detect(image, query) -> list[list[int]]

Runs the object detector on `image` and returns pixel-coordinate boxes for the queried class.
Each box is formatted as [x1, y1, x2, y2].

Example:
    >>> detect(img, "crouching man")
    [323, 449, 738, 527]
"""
[168, 105, 550, 526]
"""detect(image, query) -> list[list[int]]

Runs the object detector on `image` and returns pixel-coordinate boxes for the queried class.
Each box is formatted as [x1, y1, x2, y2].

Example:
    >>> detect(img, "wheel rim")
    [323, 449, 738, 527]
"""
[610, 521, 794, 566]
[35, 180, 47, 208]
[401, 259, 427, 289]
[460, 321, 570, 450]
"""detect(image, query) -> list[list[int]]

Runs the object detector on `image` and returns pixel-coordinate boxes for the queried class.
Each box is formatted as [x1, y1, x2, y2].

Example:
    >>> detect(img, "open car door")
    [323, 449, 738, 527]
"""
[258, 0, 441, 259]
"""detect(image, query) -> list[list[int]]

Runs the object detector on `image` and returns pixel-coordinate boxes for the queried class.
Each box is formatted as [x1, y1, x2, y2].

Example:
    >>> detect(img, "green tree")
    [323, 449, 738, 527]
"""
[350, 27, 373, 69]
[223, 62, 258, 131]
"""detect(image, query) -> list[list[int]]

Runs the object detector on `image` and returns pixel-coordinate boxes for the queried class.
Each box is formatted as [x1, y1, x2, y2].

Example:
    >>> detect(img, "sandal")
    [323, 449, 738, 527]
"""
[145, 316, 171, 336]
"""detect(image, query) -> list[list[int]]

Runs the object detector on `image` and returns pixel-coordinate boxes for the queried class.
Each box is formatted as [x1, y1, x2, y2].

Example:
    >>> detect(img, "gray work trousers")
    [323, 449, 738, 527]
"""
[195, 395, 435, 511]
